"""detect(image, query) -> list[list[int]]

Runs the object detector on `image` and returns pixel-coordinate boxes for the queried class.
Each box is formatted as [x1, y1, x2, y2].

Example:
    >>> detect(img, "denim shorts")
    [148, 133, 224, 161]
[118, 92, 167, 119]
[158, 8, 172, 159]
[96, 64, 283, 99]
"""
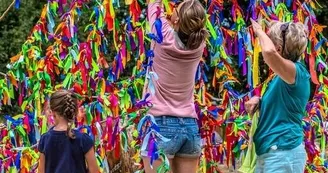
[141, 116, 202, 159]
[255, 144, 307, 173]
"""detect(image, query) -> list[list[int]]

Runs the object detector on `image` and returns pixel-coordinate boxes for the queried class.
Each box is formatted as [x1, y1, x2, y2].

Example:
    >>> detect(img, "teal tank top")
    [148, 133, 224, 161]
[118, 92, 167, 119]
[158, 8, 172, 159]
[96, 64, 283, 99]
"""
[253, 62, 310, 155]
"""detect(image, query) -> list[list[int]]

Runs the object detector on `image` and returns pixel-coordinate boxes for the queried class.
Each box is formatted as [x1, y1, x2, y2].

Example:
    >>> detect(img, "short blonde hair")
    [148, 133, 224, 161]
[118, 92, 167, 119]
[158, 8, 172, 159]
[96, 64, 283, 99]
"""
[267, 21, 308, 62]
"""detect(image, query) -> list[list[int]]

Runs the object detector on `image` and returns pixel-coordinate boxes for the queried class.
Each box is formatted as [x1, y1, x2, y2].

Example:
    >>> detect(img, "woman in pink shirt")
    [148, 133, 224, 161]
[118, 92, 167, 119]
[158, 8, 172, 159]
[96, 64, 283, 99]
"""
[141, 0, 207, 172]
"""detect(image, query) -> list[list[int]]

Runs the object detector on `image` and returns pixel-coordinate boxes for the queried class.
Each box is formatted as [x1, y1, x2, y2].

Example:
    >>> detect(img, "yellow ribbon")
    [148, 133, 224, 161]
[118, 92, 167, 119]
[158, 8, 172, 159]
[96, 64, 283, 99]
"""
[252, 38, 260, 86]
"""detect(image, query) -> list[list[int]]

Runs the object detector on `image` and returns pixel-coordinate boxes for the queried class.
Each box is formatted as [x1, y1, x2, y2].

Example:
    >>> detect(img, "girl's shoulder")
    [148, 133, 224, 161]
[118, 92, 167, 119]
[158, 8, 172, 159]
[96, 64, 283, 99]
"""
[72, 130, 94, 143]
[39, 127, 93, 142]
[39, 126, 59, 139]
[72, 130, 94, 154]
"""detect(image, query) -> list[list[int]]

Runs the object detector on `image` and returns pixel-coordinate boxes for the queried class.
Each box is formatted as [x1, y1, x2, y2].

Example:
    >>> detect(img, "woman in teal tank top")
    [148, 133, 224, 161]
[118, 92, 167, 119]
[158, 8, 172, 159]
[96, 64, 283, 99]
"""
[245, 19, 310, 173]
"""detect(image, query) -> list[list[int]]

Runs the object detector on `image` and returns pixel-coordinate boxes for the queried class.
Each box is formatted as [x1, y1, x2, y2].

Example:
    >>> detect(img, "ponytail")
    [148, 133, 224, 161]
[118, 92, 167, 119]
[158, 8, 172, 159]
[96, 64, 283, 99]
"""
[67, 122, 75, 139]
[185, 28, 208, 50]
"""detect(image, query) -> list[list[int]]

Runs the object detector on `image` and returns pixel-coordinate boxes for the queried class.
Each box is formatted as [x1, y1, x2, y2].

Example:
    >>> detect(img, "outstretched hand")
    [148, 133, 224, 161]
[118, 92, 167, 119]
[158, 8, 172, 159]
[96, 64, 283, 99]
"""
[250, 18, 263, 36]
[245, 96, 261, 115]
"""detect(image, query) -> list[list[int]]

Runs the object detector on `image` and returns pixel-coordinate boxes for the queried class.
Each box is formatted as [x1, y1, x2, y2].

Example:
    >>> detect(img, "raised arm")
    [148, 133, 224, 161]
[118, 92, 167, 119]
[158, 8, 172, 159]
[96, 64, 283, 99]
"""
[147, 0, 170, 36]
[251, 19, 296, 84]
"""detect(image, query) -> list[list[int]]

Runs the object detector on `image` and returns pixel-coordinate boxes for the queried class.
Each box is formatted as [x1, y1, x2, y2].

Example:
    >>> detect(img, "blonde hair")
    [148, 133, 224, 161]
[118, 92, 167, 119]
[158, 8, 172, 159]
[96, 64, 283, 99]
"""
[267, 21, 308, 62]
[177, 0, 208, 50]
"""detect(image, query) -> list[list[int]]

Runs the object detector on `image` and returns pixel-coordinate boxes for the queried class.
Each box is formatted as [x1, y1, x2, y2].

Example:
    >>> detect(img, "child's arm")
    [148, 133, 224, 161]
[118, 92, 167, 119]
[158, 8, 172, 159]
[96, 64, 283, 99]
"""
[38, 135, 46, 173]
[38, 153, 45, 173]
[85, 147, 99, 173]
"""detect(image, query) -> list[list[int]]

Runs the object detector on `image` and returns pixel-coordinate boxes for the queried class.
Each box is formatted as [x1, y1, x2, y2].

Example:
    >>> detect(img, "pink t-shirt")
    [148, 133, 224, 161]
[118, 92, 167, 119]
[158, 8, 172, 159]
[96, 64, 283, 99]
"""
[146, 1, 205, 118]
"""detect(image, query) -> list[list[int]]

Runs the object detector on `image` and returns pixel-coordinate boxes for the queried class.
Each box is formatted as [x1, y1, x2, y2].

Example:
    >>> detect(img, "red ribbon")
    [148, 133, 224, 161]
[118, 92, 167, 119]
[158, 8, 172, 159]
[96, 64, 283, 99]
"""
[130, 0, 141, 23]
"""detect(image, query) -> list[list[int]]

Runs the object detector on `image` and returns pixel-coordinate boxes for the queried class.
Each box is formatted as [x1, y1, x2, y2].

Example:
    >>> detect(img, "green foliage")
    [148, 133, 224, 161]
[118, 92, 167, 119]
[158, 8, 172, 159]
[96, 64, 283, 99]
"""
[0, 0, 47, 73]
[0, 0, 327, 118]
[314, 1, 328, 37]
[0, 0, 327, 73]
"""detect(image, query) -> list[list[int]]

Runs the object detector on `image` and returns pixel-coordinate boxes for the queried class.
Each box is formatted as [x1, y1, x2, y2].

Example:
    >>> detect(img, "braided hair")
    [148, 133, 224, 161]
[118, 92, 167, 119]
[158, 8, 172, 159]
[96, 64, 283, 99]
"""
[50, 90, 78, 139]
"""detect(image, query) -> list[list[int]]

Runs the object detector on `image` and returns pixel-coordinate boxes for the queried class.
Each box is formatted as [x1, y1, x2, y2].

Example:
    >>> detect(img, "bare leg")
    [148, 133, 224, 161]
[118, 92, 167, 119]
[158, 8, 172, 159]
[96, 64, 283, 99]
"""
[143, 157, 173, 173]
[172, 156, 199, 173]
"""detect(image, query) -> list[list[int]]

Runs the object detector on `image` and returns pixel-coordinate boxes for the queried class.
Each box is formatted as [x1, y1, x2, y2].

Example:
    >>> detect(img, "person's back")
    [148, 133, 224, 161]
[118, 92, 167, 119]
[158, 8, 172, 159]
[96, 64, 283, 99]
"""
[149, 29, 205, 117]
[39, 128, 93, 173]
[142, 0, 208, 173]
[246, 20, 310, 173]
[254, 61, 310, 155]
[38, 90, 99, 173]
[147, 0, 206, 118]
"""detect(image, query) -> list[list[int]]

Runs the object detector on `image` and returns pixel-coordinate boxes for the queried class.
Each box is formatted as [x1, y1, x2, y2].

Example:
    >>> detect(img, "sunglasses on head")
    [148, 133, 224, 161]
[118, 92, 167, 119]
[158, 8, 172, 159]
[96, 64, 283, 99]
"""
[280, 22, 290, 55]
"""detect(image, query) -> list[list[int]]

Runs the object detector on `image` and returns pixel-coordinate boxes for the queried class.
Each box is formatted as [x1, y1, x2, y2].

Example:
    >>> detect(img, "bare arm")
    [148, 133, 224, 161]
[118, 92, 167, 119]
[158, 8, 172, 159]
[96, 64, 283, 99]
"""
[148, 0, 171, 35]
[147, 0, 163, 27]
[85, 147, 99, 173]
[251, 19, 296, 84]
[38, 153, 45, 173]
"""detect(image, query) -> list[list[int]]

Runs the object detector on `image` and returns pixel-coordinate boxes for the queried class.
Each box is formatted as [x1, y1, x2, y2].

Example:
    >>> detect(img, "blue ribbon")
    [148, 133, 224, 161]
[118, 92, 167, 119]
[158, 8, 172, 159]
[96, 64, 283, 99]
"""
[154, 18, 163, 43]
[314, 38, 327, 51]
[4, 115, 22, 127]
[136, 70, 147, 78]
[137, 115, 158, 137]
[95, 102, 103, 113]
[135, 93, 152, 109]
[147, 72, 159, 95]
[128, 87, 136, 105]
[208, 108, 220, 119]
[146, 33, 162, 43]
[15, 0, 20, 9]
[140, 128, 170, 157]
[47, 10, 55, 34]
[146, 50, 154, 58]
[15, 152, 21, 170]
[238, 32, 243, 67]
[26, 111, 37, 145]
[195, 65, 201, 82]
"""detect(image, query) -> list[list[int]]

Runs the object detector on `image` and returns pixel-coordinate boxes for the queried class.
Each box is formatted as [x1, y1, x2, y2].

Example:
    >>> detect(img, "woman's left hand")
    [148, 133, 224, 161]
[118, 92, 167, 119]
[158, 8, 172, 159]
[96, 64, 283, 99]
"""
[245, 96, 261, 115]
[250, 18, 263, 35]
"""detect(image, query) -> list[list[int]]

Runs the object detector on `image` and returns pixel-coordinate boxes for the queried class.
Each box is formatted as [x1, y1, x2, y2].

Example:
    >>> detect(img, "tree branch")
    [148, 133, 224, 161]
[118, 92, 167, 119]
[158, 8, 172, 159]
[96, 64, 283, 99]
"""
[0, 72, 6, 79]
[0, 0, 16, 21]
